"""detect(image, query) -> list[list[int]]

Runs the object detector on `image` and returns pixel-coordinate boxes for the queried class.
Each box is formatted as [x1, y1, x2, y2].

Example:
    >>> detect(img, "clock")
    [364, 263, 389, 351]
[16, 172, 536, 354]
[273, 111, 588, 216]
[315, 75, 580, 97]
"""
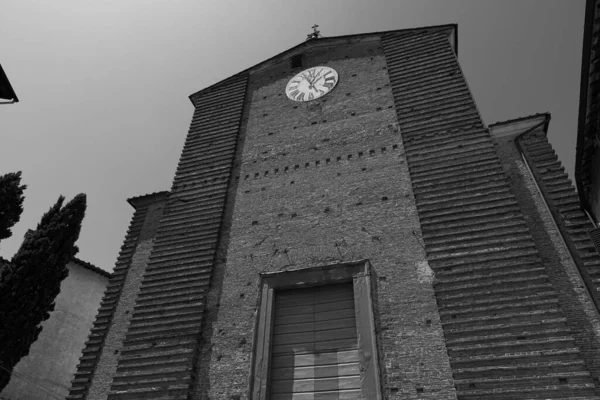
[285, 66, 338, 102]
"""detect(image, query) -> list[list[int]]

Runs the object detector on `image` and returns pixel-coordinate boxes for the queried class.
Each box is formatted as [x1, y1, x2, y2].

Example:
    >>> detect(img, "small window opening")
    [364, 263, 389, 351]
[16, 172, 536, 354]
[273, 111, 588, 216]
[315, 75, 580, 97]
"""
[291, 54, 303, 69]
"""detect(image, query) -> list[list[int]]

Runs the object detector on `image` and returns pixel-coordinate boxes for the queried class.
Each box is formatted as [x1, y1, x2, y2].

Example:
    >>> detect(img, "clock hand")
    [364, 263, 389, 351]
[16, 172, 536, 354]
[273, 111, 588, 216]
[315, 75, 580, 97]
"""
[310, 75, 322, 89]
[315, 68, 323, 81]
[310, 76, 323, 90]
[310, 69, 323, 84]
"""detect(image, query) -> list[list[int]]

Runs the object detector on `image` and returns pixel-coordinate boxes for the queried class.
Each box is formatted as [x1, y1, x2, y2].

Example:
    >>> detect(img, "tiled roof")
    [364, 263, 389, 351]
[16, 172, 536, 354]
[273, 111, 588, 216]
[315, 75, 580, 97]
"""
[72, 257, 111, 278]
[0, 256, 110, 278]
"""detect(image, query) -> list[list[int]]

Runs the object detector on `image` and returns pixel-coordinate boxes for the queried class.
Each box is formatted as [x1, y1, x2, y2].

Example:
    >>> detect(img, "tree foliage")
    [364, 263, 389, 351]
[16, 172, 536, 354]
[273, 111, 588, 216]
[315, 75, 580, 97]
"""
[0, 171, 86, 391]
[0, 171, 26, 242]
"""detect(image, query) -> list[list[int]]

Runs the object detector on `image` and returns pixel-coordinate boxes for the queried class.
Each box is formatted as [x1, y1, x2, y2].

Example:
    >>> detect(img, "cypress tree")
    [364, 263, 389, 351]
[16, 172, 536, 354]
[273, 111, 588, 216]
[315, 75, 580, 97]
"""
[0, 192, 86, 391]
[0, 171, 26, 242]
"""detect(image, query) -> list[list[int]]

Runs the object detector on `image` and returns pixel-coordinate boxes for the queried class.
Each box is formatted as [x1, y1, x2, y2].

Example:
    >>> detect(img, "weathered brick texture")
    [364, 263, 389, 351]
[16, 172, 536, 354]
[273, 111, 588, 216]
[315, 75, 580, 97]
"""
[191, 36, 456, 400]
[106, 76, 249, 399]
[490, 115, 600, 394]
[383, 29, 600, 399]
[72, 24, 600, 400]
[67, 192, 168, 400]
[520, 126, 600, 304]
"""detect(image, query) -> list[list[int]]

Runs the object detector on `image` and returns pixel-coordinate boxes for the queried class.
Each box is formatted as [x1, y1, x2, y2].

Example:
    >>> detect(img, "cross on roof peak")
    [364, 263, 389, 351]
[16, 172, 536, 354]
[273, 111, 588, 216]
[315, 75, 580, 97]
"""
[306, 24, 322, 41]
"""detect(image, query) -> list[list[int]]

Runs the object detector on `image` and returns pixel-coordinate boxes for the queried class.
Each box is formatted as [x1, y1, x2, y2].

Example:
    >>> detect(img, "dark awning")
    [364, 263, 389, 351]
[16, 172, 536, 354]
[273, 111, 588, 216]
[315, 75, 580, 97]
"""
[0, 64, 18, 102]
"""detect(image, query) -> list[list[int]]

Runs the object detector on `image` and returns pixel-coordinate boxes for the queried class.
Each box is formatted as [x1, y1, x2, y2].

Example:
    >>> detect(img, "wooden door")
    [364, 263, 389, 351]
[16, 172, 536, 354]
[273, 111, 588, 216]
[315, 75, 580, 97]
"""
[269, 282, 363, 399]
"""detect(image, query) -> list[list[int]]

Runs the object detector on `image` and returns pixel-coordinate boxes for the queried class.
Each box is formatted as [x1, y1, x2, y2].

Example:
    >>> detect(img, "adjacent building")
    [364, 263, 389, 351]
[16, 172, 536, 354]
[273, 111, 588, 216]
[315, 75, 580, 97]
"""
[0, 259, 109, 400]
[577, 0, 600, 225]
[69, 24, 600, 399]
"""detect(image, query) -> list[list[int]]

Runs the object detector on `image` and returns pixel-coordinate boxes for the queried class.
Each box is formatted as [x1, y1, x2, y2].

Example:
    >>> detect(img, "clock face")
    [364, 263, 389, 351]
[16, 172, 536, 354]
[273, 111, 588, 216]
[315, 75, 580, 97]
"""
[285, 66, 338, 102]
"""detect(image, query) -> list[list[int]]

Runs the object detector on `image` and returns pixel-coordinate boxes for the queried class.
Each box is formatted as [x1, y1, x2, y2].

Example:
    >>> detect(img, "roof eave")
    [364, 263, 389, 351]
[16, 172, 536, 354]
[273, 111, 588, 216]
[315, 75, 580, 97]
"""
[71, 257, 111, 278]
[488, 112, 551, 131]
[126, 190, 170, 209]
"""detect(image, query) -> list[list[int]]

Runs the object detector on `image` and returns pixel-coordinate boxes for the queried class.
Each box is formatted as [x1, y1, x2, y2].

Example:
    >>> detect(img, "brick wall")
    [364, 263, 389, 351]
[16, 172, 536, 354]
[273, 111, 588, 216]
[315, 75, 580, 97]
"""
[491, 115, 600, 392]
[106, 76, 249, 400]
[73, 25, 600, 400]
[384, 29, 600, 399]
[192, 36, 456, 400]
[519, 124, 600, 305]
[510, 118, 600, 382]
[67, 192, 168, 400]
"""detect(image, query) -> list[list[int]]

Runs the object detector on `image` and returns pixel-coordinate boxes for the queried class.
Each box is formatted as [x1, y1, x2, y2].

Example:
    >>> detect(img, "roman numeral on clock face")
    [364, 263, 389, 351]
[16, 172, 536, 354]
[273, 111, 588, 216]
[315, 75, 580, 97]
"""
[285, 66, 337, 102]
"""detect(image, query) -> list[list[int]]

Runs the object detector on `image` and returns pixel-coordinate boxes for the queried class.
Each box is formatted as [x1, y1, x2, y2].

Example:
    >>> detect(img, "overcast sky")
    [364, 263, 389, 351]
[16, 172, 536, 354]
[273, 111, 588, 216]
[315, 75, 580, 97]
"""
[0, 0, 585, 272]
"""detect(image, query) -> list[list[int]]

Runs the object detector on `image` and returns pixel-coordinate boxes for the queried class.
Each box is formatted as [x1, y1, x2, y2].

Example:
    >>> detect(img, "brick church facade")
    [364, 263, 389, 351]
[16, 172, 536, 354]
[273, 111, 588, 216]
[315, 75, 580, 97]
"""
[69, 24, 600, 399]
